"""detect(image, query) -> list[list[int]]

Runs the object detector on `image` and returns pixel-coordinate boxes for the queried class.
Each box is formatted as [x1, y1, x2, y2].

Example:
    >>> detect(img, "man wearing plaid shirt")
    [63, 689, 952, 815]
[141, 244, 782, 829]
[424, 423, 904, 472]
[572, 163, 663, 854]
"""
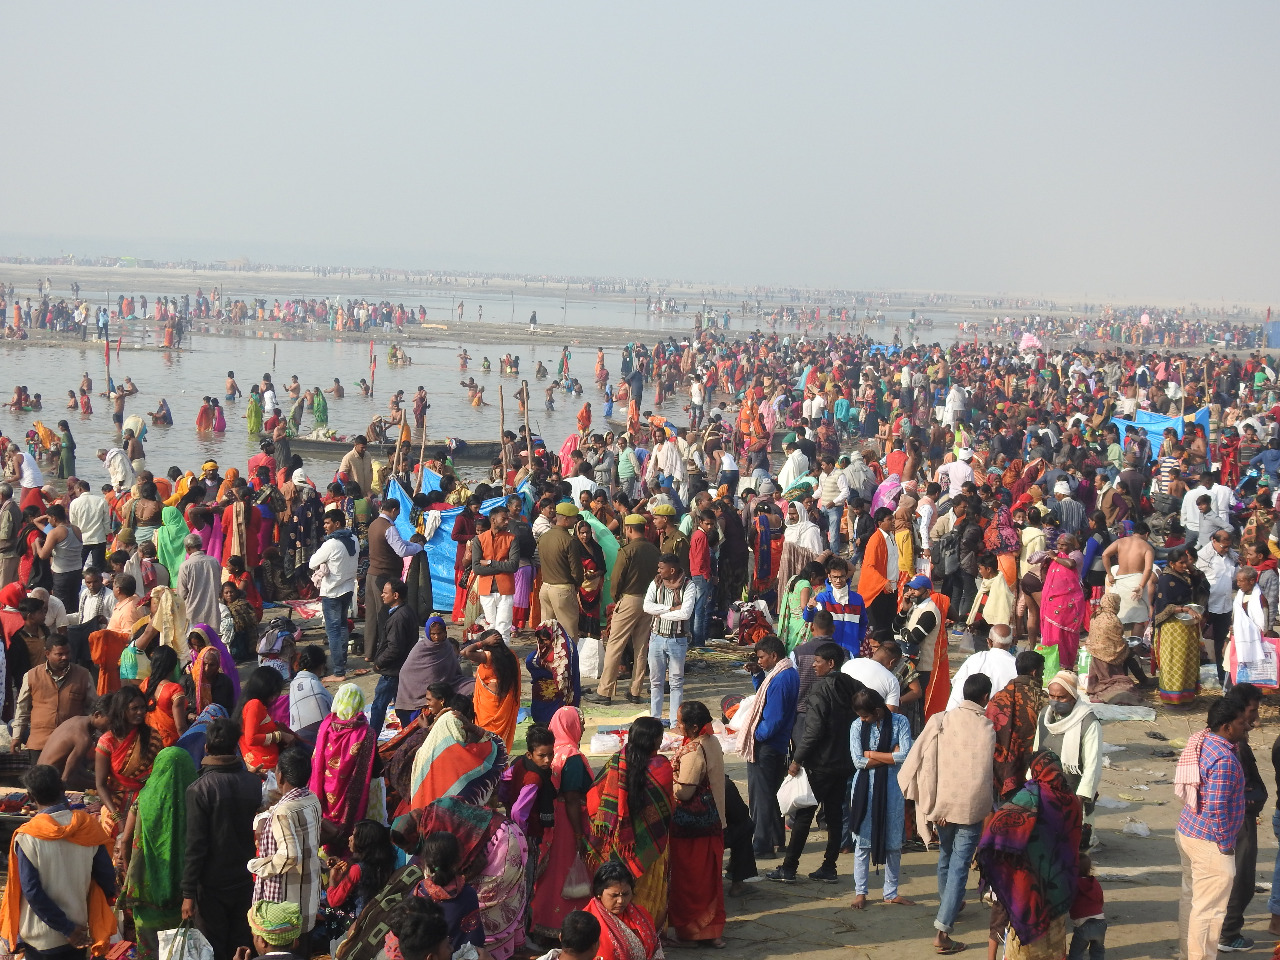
[248, 748, 322, 937]
[1175, 698, 1250, 960]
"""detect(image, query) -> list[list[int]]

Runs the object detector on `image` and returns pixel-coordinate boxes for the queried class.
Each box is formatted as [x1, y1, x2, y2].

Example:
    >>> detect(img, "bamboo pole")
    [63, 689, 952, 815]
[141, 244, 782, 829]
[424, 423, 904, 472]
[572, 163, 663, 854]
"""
[498, 386, 506, 480]
[413, 398, 430, 496]
[523, 380, 534, 477]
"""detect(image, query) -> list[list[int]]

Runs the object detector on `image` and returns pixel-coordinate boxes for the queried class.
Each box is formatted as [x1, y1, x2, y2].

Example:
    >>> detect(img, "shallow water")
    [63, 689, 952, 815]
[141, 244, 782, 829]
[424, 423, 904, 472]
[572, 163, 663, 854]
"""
[0, 309, 964, 489]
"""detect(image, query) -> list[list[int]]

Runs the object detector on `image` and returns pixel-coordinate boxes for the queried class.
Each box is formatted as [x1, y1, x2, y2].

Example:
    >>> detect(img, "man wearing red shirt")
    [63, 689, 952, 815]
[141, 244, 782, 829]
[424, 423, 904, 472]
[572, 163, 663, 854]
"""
[688, 509, 716, 647]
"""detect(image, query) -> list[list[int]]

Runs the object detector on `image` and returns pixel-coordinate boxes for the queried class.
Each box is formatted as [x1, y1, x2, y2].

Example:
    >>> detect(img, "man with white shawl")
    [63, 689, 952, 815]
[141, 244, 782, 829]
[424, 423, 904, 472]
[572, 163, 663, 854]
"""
[777, 442, 810, 494]
[736, 635, 799, 858]
[943, 383, 967, 428]
[1033, 671, 1102, 822]
[1228, 566, 1269, 685]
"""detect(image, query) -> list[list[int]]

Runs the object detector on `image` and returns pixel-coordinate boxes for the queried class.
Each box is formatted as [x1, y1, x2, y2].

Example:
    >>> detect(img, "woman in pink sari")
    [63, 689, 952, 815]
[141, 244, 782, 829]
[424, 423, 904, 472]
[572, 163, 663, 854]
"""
[1038, 534, 1086, 670]
[309, 683, 377, 857]
[530, 706, 594, 941]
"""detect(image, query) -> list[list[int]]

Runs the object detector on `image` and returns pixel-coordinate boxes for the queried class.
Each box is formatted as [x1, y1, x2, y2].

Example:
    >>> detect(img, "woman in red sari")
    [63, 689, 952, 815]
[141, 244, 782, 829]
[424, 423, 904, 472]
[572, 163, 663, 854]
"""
[751, 502, 782, 600]
[585, 861, 663, 960]
[309, 683, 377, 857]
[1219, 426, 1242, 490]
[95, 686, 160, 839]
[530, 707, 594, 941]
[668, 700, 726, 947]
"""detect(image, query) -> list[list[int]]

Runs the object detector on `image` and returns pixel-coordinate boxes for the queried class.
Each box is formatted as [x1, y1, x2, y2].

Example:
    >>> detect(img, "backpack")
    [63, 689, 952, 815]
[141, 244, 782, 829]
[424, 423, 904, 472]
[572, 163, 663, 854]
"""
[937, 523, 963, 576]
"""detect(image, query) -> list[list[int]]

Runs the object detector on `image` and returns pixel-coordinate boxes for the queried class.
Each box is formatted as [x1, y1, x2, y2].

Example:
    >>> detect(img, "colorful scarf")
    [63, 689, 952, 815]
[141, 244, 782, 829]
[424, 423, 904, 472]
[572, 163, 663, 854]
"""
[986, 676, 1045, 800]
[190, 623, 240, 702]
[409, 712, 505, 810]
[549, 705, 591, 789]
[977, 751, 1082, 946]
[409, 796, 503, 879]
[585, 753, 673, 879]
[190, 647, 220, 713]
[1, 810, 117, 954]
[154, 505, 191, 577]
[122, 746, 198, 927]
[535, 620, 575, 707]
[310, 683, 376, 846]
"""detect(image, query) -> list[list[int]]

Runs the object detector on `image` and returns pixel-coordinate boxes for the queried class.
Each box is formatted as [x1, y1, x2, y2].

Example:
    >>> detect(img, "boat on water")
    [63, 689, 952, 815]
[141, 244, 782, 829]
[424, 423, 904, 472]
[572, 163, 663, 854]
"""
[258, 433, 505, 461]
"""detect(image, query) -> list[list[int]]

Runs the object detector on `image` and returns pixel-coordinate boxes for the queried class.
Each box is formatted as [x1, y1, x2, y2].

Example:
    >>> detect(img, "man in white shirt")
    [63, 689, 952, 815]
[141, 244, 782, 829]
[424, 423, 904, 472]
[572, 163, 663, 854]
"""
[841, 638, 902, 708]
[1197, 529, 1237, 685]
[77, 568, 116, 629]
[309, 509, 360, 681]
[1181, 472, 1214, 542]
[566, 463, 600, 505]
[1206, 470, 1233, 527]
[29, 588, 68, 637]
[937, 449, 975, 499]
[68, 480, 111, 571]
[96, 448, 134, 493]
[947, 624, 1018, 710]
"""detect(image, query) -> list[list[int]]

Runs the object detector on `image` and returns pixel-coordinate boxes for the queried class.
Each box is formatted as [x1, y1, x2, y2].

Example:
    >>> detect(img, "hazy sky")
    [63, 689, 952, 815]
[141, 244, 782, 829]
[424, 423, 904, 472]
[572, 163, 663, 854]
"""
[6, 2, 1279, 302]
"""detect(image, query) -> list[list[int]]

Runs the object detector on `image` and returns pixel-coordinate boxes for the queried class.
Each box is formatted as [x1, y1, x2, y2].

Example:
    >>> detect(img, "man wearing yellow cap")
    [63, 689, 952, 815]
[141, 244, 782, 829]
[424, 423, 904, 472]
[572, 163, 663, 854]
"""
[536, 503, 584, 641]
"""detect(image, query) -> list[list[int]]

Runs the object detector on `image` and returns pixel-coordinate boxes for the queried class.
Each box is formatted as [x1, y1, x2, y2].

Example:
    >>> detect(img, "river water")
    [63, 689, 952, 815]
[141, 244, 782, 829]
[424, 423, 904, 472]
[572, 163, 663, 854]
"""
[0, 309, 965, 489]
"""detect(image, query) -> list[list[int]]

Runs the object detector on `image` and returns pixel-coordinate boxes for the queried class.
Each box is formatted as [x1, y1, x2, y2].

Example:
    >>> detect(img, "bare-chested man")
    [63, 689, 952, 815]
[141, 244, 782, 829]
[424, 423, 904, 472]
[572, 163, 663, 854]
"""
[1101, 519, 1155, 638]
[36, 698, 110, 791]
[325, 378, 345, 398]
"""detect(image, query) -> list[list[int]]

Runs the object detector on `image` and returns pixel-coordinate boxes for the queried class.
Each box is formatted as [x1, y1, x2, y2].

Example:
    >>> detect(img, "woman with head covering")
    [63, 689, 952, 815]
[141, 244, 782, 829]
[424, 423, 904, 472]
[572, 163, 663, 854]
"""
[153, 505, 191, 581]
[1038, 534, 1086, 671]
[750, 501, 782, 601]
[282, 465, 322, 571]
[529, 706, 594, 940]
[312, 388, 329, 429]
[778, 559, 825, 653]
[246, 386, 263, 436]
[526, 620, 581, 726]
[1086, 593, 1139, 703]
[892, 486, 918, 592]
[584, 716, 674, 932]
[575, 520, 606, 637]
[118, 746, 199, 960]
[668, 700, 727, 947]
[1151, 546, 1207, 705]
[186, 623, 239, 700]
[215, 467, 241, 505]
[310, 683, 379, 857]
[141, 645, 188, 748]
[976, 751, 1082, 960]
[182, 644, 236, 719]
[409, 707, 508, 813]
[400, 616, 473, 714]
[777, 501, 823, 609]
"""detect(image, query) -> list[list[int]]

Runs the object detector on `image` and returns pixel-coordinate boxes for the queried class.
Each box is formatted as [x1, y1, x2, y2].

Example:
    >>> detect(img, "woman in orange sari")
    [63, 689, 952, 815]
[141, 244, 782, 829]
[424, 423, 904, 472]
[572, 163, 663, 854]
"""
[140, 646, 188, 747]
[95, 686, 161, 838]
[463, 630, 521, 750]
[577, 402, 592, 438]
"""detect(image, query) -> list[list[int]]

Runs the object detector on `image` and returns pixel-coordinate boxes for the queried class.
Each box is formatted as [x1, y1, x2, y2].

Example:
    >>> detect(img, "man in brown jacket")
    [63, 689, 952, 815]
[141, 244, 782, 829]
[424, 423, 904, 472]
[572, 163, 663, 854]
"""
[363, 500, 426, 657]
[535, 503, 584, 641]
[13, 636, 94, 763]
[586, 514, 660, 706]
[898, 673, 996, 954]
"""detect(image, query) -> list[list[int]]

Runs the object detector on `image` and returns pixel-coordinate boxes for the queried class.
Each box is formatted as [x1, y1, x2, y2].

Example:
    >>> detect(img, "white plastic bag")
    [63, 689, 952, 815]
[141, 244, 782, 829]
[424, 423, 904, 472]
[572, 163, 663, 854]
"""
[776, 769, 817, 815]
[725, 694, 756, 732]
[579, 638, 604, 680]
[590, 733, 622, 755]
[158, 923, 215, 960]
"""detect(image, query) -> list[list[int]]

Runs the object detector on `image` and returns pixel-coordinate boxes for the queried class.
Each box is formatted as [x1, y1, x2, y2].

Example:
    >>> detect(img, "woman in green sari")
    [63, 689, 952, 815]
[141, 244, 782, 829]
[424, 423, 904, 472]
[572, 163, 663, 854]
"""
[154, 505, 191, 582]
[312, 386, 329, 429]
[57, 420, 76, 479]
[246, 385, 263, 436]
[119, 746, 199, 959]
[779, 560, 824, 652]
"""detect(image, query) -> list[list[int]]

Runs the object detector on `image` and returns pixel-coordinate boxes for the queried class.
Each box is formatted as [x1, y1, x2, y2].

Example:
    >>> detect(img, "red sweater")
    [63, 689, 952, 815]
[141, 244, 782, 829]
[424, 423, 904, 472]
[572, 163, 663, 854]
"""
[1071, 875, 1104, 921]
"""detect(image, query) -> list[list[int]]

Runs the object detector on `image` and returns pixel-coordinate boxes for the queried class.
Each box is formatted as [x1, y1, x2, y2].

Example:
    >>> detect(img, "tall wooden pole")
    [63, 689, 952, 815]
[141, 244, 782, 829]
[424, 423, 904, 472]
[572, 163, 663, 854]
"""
[413, 399, 430, 496]
[523, 379, 534, 471]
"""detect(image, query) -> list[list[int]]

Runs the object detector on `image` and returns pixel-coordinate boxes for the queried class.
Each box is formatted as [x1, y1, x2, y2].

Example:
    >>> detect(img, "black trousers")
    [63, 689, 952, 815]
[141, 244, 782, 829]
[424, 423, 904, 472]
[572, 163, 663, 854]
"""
[722, 775, 758, 882]
[195, 884, 254, 960]
[783, 770, 847, 873]
[1205, 611, 1231, 684]
[867, 591, 896, 639]
[747, 743, 787, 855]
[1221, 807, 1260, 942]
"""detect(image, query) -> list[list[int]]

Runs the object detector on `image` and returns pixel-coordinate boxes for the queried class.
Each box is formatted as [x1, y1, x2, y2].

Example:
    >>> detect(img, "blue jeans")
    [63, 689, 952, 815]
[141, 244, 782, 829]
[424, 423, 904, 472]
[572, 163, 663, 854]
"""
[689, 575, 710, 646]
[825, 505, 845, 554]
[1068, 918, 1107, 960]
[935, 822, 983, 932]
[853, 844, 901, 899]
[322, 593, 351, 676]
[369, 674, 399, 740]
[647, 633, 687, 723]
[1268, 811, 1280, 915]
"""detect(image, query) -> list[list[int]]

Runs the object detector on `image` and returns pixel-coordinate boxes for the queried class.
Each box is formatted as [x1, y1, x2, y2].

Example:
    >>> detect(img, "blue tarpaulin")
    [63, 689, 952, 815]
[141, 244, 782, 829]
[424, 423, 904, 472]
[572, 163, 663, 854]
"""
[383, 475, 530, 611]
[1109, 407, 1211, 460]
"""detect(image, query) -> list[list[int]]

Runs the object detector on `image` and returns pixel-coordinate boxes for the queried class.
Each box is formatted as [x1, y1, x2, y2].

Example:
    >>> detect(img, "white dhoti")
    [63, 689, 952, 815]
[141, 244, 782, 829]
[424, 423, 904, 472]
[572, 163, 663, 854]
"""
[1109, 572, 1150, 624]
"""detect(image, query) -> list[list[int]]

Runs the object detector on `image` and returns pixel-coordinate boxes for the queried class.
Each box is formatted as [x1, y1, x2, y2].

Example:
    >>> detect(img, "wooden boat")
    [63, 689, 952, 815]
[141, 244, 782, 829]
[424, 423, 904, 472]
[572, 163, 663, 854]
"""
[257, 434, 504, 462]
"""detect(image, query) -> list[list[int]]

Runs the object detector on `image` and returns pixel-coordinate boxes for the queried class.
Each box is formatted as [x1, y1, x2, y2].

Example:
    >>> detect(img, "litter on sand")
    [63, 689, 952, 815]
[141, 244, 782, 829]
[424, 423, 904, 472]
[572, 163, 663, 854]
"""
[1121, 819, 1151, 837]
[1095, 796, 1130, 809]
[1101, 743, 1127, 754]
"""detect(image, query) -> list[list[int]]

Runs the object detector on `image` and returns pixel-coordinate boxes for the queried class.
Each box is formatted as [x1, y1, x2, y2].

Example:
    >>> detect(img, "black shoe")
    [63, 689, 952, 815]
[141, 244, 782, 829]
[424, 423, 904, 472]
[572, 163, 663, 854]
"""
[808, 866, 839, 884]
[764, 868, 797, 883]
[582, 693, 612, 705]
[625, 693, 645, 704]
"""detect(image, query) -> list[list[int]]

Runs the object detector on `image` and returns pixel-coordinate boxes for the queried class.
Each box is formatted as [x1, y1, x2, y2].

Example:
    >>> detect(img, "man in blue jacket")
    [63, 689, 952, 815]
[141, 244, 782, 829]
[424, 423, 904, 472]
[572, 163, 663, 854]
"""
[738, 634, 799, 859]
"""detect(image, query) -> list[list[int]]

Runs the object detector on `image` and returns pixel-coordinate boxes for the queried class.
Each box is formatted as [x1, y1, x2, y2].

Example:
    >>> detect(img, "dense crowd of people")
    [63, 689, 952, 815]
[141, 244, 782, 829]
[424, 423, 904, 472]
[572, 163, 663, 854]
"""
[1, 324, 1280, 960]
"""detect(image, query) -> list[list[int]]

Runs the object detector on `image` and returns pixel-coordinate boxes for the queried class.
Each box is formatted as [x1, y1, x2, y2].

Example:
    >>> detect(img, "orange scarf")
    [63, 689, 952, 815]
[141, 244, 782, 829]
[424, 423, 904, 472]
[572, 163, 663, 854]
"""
[0, 810, 116, 955]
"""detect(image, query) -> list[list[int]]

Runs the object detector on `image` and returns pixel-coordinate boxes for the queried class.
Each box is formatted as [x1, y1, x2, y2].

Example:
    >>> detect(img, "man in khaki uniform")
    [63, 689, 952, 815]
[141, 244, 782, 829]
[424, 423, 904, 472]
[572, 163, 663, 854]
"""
[536, 502, 585, 640]
[586, 514, 660, 705]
